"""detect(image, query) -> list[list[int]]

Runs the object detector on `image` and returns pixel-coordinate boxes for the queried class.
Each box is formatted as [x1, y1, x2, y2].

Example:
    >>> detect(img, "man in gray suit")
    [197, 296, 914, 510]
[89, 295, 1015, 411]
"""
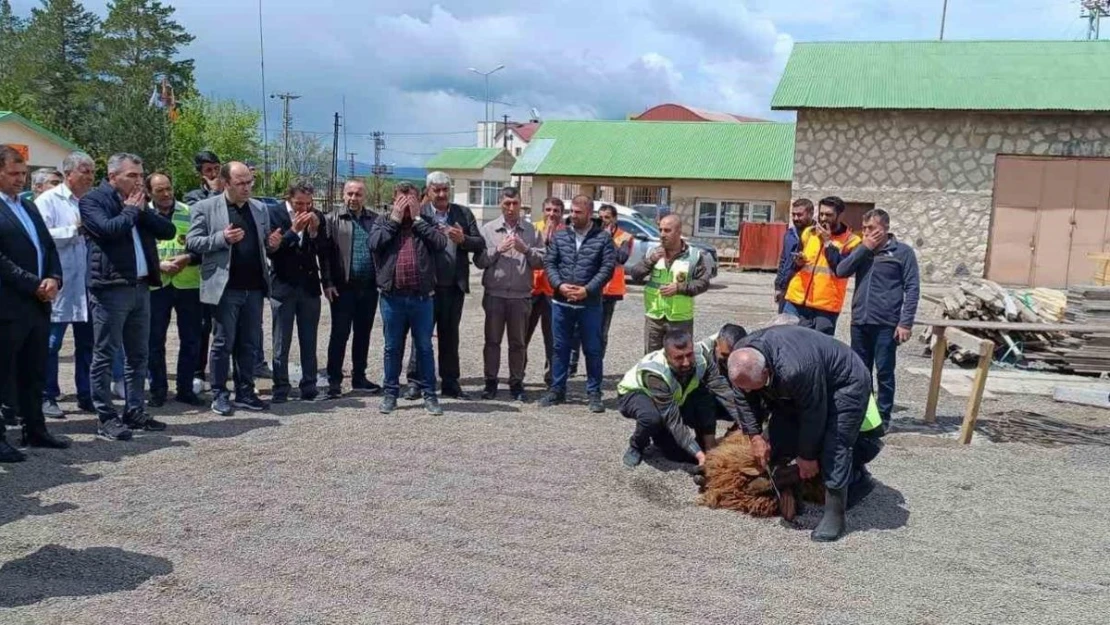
[186, 162, 281, 416]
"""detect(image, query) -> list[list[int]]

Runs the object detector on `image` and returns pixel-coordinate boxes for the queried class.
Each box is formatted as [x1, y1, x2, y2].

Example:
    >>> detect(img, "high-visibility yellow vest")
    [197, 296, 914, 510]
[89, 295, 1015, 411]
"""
[617, 343, 711, 402]
[785, 225, 861, 314]
[152, 201, 200, 290]
[862, 394, 883, 432]
[644, 246, 701, 322]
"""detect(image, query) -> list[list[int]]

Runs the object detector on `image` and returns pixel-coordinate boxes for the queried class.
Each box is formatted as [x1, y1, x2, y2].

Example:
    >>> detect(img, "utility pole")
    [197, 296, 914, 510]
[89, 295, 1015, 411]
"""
[469, 64, 505, 147]
[347, 152, 357, 179]
[1082, 1, 1110, 40]
[327, 112, 340, 209]
[270, 92, 301, 175]
[370, 131, 392, 209]
[939, 0, 948, 40]
[502, 113, 511, 150]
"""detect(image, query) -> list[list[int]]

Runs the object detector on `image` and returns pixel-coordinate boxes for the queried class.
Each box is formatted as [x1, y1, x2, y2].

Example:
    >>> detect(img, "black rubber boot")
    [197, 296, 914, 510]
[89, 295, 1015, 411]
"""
[811, 487, 847, 543]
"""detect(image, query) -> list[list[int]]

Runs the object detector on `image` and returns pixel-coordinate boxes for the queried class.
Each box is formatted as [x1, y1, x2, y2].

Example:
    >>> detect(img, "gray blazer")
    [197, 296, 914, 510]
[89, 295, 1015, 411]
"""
[186, 193, 273, 305]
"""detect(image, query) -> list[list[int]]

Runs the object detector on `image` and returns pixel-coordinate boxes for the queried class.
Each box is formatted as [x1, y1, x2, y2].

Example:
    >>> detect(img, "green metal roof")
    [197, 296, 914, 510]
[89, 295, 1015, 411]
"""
[0, 111, 81, 151]
[425, 147, 503, 170]
[771, 40, 1110, 112]
[510, 120, 795, 181]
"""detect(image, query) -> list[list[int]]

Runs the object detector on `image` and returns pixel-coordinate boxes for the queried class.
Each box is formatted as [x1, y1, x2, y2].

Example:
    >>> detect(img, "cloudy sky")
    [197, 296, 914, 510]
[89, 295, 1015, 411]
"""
[14, 0, 1089, 165]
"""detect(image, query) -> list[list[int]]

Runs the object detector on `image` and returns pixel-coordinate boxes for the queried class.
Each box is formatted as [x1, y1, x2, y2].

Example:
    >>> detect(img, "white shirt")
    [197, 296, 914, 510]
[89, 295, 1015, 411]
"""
[36, 184, 88, 322]
[286, 202, 305, 244]
[574, 227, 589, 250]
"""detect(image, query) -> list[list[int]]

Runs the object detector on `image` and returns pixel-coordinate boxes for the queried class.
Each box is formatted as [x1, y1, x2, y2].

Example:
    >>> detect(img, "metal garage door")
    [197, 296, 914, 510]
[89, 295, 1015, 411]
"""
[986, 156, 1110, 288]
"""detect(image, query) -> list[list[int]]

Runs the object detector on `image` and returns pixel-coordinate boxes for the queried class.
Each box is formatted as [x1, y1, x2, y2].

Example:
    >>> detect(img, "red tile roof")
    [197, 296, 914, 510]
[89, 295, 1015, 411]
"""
[632, 103, 767, 123]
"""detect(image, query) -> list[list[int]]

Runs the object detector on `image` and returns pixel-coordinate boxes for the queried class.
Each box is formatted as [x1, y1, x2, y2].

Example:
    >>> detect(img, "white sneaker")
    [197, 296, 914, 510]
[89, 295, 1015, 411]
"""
[192, 377, 210, 395]
[112, 381, 126, 400]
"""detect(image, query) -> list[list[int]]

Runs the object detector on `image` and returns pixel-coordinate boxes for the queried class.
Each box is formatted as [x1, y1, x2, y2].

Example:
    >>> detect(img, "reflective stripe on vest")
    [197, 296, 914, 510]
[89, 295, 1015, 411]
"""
[644, 246, 701, 321]
[784, 226, 860, 314]
[617, 347, 708, 404]
[862, 394, 883, 432]
[603, 228, 631, 297]
[154, 202, 200, 290]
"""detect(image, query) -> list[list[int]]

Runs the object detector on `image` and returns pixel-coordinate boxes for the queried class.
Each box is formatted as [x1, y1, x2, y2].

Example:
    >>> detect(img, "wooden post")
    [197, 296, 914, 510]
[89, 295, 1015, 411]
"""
[958, 340, 995, 445]
[924, 327, 947, 424]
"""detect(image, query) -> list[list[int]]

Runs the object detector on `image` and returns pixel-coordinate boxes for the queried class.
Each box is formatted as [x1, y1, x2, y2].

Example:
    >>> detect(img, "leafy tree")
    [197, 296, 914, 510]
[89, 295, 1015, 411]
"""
[274, 132, 332, 191]
[87, 86, 171, 174]
[90, 0, 195, 92]
[168, 95, 262, 193]
[22, 0, 100, 142]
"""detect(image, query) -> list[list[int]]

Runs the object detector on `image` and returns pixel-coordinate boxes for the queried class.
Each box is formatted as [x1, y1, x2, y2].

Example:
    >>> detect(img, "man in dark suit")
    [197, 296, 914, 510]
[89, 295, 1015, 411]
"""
[0, 144, 69, 461]
[80, 153, 177, 441]
[402, 170, 485, 400]
[266, 179, 332, 403]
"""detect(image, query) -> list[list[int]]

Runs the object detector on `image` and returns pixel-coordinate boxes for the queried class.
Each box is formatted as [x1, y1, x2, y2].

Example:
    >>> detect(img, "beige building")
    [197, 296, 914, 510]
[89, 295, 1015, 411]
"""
[773, 40, 1110, 287]
[424, 147, 517, 223]
[511, 120, 795, 259]
[0, 111, 80, 170]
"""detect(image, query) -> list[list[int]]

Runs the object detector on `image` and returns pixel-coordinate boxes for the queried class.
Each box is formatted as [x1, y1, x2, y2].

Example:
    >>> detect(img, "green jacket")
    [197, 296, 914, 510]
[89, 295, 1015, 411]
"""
[151, 201, 200, 290]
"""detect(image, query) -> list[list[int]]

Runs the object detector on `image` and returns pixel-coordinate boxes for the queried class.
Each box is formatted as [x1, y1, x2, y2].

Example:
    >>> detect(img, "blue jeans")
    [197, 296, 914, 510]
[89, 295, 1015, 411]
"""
[782, 301, 839, 335]
[149, 285, 203, 398]
[90, 285, 152, 419]
[45, 321, 94, 401]
[851, 324, 897, 426]
[551, 301, 603, 395]
[380, 292, 436, 399]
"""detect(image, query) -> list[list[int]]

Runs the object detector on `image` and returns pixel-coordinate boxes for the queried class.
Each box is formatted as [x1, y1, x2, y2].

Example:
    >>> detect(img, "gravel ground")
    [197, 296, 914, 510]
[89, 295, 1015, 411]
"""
[2, 271, 1110, 624]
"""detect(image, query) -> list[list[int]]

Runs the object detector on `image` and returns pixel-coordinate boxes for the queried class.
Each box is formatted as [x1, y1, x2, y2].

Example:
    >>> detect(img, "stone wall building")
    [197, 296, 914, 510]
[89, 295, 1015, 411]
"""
[773, 41, 1110, 287]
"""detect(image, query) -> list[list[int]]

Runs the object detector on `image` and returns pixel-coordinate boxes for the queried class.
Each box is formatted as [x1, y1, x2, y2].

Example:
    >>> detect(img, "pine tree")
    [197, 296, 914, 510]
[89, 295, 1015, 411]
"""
[23, 0, 100, 141]
[90, 0, 195, 92]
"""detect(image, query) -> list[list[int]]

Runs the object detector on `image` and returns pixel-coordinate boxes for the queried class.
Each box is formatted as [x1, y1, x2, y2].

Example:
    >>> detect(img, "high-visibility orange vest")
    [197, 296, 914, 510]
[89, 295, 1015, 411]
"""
[785, 225, 862, 314]
[532, 219, 561, 297]
[603, 228, 631, 298]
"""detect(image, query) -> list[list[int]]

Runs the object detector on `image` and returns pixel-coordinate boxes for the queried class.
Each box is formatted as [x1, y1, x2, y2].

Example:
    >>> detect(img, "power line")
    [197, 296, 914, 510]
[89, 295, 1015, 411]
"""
[261, 128, 477, 138]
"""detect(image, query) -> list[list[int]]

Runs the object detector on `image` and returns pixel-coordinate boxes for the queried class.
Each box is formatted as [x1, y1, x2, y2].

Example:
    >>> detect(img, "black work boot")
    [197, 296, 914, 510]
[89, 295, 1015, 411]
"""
[811, 487, 847, 543]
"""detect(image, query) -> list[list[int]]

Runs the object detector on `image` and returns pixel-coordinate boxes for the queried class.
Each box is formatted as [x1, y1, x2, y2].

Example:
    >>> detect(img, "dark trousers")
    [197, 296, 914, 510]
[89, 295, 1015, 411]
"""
[0, 315, 50, 430]
[524, 294, 553, 387]
[210, 288, 264, 398]
[196, 304, 213, 380]
[149, 286, 203, 398]
[551, 301, 603, 395]
[569, 298, 618, 372]
[406, 286, 464, 392]
[619, 388, 716, 462]
[271, 290, 322, 397]
[644, 316, 695, 354]
[768, 394, 865, 492]
[45, 321, 94, 401]
[90, 285, 151, 419]
[851, 324, 897, 427]
[482, 294, 532, 390]
[326, 280, 379, 388]
[382, 292, 436, 399]
[782, 301, 838, 336]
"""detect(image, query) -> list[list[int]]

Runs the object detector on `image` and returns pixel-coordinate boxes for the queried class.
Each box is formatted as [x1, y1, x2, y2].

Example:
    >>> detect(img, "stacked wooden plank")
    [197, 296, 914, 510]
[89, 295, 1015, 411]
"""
[1055, 286, 1110, 373]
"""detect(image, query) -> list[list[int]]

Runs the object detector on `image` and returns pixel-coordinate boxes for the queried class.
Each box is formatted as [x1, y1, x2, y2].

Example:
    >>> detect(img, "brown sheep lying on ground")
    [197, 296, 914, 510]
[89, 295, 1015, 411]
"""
[696, 432, 824, 520]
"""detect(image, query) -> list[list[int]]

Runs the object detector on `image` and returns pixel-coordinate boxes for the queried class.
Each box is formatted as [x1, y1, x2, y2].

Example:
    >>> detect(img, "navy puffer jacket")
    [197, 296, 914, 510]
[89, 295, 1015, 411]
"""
[543, 218, 616, 306]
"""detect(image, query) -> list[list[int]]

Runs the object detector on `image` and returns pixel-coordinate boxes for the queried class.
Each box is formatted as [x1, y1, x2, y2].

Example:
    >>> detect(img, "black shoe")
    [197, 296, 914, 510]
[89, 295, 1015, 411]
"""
[76, 397, 95, 413]
[299, 391, 319, 402]
[326, 386, 343, 400]
[21, 426, 71, 449]
[480, 384, 497, 401]
[0, 437, 26, 462]
[271, 392, 289, 405]
[623, 446, 643, 468]
[147, 394, 166, 408]
[812, 487, 847, 543]
[234, 394, 269, 411]
[124, 410, 166, 432]
[588, 393, 605, 413]
[379, 395, 397, 414]
[424, 397, 444, 416]
[2, 406, 19, 426]
[442, 386, 469, 400]
[98, 417, 134, 441]
[212, 394, 235, 416]
[402, 384, 421, 401]
[254, 363, 273, 379]
[510, 387, 526, 403]
[537, 391, 565, 408]
[174, 392, 205, 407]
[351, 378, 382, 395]
[42, 399, 65, 419]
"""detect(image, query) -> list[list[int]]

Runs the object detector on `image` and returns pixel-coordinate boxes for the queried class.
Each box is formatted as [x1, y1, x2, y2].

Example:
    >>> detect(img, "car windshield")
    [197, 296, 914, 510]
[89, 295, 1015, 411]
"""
[632, 219, 660, 237]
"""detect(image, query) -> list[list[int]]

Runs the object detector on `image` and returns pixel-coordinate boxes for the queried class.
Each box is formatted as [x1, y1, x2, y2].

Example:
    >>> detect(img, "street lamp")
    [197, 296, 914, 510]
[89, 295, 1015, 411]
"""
[469, 64, 505, 146]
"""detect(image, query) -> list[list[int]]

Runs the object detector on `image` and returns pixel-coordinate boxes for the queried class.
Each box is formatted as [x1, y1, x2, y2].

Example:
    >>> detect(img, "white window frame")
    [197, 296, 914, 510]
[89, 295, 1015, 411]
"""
[468, 180, 506, 207]
[695, 199, 775, 237]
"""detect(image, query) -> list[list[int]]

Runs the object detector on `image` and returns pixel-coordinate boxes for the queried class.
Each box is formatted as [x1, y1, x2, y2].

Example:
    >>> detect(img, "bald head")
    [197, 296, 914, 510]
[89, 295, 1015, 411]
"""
[659, 214, 683, 251]
[146, 172, 175, 212]
[221, 161, 254, 204]
[728, 348, 769, 392]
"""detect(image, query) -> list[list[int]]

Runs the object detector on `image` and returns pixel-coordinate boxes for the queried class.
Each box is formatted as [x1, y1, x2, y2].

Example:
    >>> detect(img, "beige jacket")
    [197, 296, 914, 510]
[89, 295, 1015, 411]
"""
[474, 216, 544, 299]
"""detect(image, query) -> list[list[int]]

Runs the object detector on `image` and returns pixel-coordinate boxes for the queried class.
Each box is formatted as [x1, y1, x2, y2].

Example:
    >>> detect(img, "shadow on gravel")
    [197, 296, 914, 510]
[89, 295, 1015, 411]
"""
[0, 544, 173, 607]
[448, 401, 521, 414]
[849, 481, 910, 534]
[0, 417, 279, 529]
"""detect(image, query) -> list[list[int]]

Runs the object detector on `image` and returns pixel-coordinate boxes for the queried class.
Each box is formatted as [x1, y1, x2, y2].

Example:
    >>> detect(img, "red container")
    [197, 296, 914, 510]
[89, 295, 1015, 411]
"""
[737, 222, 788, 270]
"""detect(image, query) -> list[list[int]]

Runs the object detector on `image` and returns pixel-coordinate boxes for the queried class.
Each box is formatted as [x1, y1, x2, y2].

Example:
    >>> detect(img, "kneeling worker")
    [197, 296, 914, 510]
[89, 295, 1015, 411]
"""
[727, 324, 882, 543]
[618, 329, 741, 468]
